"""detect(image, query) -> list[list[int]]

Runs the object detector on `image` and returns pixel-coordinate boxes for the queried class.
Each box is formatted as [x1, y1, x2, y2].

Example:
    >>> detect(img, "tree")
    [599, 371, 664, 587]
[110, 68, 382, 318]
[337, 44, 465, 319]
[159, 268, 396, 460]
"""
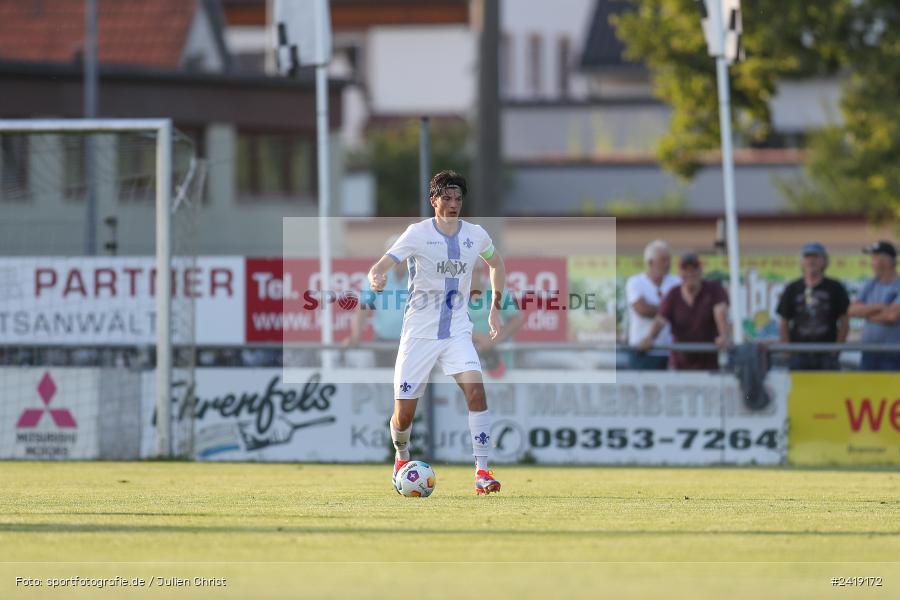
[784, 1, 900, 223]
[613, 0, 852, 178]
[612, 1, 900, 227]
[348, 120, 471, 216]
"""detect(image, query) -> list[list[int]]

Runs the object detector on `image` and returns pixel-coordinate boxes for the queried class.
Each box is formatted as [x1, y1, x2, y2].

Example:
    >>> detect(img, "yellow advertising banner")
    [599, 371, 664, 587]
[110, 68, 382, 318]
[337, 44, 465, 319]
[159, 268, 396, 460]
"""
[789, 373, 900, 465]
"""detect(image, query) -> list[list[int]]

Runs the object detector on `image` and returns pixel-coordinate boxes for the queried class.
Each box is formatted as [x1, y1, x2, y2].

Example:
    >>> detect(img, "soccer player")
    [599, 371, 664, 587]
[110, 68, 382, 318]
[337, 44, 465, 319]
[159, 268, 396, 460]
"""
[366, 170, 505, 495]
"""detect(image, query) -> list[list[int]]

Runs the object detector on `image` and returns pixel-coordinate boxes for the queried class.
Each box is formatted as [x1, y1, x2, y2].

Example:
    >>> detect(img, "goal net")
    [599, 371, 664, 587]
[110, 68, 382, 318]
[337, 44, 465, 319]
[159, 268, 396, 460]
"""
[0, 119, 205, 460]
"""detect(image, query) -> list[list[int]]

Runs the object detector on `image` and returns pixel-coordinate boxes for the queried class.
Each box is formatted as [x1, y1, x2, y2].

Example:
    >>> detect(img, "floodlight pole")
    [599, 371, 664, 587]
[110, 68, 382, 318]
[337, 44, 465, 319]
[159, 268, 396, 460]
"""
[155, 120, 173, 458]
[709, 0, 744, 345]
[317, 63, 334, 368]
[272, 0, 333, 367]
[419, 117, 431, 217]
[419, 117, 436, 461]
[84, 0, 98, 255]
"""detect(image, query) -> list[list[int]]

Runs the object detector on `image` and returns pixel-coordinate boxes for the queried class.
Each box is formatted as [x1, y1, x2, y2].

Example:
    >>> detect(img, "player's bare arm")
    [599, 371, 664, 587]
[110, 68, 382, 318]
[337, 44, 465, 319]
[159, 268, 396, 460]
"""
[367, 254, 395, 292]
[483, 250, 506, 339]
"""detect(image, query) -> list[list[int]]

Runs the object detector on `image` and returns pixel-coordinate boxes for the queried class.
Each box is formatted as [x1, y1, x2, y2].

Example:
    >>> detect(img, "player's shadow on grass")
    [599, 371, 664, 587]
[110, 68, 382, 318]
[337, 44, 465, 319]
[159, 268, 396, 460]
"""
[1, 523, 898, 537]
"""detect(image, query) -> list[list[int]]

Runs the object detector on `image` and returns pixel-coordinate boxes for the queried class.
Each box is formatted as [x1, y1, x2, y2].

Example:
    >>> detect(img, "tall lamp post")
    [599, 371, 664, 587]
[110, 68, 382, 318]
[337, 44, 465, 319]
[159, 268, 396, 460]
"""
[699, 0, 744, 344]
[273, 0, 334, 363]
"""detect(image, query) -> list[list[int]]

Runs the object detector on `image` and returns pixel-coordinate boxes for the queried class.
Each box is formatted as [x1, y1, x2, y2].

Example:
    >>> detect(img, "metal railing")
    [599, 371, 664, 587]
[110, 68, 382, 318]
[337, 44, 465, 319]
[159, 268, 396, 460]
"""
[2, 341, 899, 369]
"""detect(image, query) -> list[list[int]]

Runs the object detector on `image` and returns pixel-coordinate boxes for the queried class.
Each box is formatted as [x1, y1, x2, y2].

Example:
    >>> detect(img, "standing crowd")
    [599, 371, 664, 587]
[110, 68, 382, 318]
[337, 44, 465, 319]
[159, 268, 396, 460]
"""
[626, 239, 900, 371]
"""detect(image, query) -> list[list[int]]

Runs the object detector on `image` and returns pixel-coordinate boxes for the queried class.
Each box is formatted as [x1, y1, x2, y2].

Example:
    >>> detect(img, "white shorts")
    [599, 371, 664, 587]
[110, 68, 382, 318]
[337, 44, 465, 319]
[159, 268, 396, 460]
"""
[393, 334, 482, 399]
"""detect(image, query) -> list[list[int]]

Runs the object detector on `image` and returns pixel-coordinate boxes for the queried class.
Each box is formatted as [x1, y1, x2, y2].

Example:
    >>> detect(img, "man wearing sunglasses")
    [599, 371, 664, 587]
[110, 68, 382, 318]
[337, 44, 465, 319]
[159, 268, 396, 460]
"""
[776, 242, 850, 370]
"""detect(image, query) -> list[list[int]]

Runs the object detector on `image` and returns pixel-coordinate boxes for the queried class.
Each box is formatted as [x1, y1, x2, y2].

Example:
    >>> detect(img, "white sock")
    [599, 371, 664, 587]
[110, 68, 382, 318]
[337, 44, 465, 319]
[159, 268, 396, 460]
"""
[390, 420, 411, 461]
[468, 409, 491, 472]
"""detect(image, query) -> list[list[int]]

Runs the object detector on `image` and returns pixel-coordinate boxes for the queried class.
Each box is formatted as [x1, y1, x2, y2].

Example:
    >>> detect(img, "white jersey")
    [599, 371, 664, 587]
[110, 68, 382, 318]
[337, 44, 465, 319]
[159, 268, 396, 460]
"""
[625, 271, 681, 349]
[385, 218, 494, 340]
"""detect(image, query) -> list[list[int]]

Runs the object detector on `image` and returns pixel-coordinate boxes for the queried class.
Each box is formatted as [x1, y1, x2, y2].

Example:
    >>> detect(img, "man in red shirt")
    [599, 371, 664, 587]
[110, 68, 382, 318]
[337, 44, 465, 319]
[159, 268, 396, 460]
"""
[638, 254, 730, 370]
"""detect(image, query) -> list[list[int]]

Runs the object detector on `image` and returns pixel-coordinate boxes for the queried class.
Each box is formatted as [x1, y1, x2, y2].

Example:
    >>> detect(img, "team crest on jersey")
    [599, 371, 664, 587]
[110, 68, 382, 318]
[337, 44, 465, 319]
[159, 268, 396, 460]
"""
[436, 260, 467, 277]
[463, 237, 474, 248]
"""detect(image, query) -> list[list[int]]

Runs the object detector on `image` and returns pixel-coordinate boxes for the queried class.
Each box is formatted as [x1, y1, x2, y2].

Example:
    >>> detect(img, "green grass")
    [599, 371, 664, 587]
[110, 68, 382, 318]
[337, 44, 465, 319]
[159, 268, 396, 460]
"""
[1, 462, 898, 599]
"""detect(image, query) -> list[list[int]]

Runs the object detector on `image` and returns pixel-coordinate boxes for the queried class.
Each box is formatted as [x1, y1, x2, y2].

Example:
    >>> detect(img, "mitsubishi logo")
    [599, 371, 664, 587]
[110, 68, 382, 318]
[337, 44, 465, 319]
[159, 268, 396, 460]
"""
[16, 372, 76, 429]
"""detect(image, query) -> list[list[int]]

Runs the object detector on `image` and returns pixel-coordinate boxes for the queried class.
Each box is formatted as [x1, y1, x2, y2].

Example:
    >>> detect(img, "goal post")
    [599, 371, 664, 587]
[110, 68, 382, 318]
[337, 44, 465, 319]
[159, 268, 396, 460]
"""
[0, 118, 177, 457]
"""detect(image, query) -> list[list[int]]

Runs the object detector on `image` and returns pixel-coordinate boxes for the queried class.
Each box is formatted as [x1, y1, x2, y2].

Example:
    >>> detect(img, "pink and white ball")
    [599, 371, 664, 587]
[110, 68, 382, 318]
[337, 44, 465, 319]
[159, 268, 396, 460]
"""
[394, 461, 437, 498]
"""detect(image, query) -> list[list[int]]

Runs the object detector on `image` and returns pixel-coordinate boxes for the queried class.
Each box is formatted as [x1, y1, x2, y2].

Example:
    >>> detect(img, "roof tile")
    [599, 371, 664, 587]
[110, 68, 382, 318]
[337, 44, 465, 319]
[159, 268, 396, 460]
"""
[0, 0, 197, 68]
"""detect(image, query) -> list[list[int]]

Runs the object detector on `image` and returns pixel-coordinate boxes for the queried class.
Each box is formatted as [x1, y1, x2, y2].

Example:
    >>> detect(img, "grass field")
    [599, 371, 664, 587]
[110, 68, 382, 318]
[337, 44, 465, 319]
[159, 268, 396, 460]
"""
[1, 462, 898, 599]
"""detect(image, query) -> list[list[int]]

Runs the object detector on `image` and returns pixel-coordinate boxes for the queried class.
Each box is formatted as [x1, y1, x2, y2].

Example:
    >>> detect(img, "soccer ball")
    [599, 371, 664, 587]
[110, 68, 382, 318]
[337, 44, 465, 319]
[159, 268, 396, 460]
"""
[394, 461, 437, 497]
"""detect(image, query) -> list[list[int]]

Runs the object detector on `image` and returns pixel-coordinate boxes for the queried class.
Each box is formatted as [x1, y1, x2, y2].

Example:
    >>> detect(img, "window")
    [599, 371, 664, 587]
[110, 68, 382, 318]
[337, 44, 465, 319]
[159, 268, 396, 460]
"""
[117, 133, 157, 203]
[63, 136, 87, 200]
[528, 33, 543, 97]
[0, 135, 29, 202]
[236, 131, 314, 202]
[114, 128, 204, 203]
[558, 36, 571, 98]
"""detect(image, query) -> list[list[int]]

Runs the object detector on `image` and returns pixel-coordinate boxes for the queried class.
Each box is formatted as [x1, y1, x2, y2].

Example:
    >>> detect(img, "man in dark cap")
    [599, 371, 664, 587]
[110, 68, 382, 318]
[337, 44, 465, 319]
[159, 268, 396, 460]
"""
[848, 241, 900, 371]
[776, 242, 850, 370]
[638, 253, 729, 370]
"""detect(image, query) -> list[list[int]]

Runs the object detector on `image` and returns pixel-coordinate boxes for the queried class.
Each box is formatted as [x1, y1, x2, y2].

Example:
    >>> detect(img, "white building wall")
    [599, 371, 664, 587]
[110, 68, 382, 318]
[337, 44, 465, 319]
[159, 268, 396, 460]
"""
[501, 0, 595, 101]
[366, 25, 476, 115]
[0, 126, 339, 257]
[770, 78, 843, 132]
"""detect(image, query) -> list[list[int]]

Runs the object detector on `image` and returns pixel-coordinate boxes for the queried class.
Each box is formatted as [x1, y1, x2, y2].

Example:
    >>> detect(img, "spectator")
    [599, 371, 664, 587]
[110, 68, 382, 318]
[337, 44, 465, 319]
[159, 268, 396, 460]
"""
[848, 241, 900, 371]
[776, 242, 849, 370]
[639, 253, 729, 370]
[345, 235, 409, 367]
[626, 239, 681, 369]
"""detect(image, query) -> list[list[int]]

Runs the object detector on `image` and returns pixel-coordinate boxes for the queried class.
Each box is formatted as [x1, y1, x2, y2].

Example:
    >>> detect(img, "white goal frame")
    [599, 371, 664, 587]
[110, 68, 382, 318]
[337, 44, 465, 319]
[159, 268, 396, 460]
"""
[0, 118, 175, 457]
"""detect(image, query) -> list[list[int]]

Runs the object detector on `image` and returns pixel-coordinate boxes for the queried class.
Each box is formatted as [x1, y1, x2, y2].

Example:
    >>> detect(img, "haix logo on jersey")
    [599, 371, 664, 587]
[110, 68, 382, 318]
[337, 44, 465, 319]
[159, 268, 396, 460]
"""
[436, 260, 467, 277]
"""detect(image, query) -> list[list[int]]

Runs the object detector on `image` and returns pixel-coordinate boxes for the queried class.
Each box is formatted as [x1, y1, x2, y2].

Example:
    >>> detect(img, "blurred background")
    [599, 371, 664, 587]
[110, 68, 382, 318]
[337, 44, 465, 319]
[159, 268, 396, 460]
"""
[2, 12, 898, 591]
[0, 1, 897, 463]
[2, 0, 896, 257]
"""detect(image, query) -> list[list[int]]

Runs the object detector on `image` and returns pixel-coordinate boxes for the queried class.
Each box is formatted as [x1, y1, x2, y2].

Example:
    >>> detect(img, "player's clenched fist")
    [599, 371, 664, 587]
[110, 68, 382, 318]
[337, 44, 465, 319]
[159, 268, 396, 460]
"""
[369, 270, 387, 292]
